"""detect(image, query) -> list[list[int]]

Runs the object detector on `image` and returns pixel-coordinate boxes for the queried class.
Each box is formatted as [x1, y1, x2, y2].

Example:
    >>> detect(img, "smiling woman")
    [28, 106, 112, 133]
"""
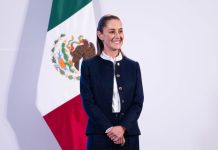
[80, 14, 144, 150]
[97, 15, 124, 56]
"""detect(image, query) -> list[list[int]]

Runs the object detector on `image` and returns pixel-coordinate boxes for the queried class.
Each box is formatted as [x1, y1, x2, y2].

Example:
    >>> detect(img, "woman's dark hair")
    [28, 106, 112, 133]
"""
[97, 14, 121, 55]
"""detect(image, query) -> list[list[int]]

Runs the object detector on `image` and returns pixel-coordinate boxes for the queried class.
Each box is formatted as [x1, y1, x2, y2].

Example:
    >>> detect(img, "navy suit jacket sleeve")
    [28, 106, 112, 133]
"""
[120, 62, 144, 131]
[80, 60, 113, 131]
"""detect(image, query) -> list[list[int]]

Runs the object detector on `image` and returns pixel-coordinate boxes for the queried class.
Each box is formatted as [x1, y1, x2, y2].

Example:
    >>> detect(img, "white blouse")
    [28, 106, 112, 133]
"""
[100, 51, 123, 113]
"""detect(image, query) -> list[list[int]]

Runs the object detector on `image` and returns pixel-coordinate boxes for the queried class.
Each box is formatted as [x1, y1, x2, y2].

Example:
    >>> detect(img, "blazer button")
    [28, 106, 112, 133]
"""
[118, 86, 122, 91]
[121, 112, 125, 116]
[116, 74, 120, 78]
[117, 62, 120, 66]
[121, 99, 124, 103]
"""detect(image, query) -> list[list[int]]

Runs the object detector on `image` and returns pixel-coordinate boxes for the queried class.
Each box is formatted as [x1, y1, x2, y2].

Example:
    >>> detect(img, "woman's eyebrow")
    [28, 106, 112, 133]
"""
[108, 28, 123, 31]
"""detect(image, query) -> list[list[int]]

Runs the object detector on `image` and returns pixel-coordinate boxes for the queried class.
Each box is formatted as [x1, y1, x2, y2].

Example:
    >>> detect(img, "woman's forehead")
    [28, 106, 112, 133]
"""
[104, 19, 123, 28]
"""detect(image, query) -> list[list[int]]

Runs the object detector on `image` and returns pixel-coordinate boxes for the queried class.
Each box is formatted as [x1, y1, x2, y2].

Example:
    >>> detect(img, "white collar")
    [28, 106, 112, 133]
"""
[100, 51, 123, 62]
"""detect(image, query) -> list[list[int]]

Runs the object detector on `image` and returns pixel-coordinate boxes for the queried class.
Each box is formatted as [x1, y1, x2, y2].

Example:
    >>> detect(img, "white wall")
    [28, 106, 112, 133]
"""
[0, 0, 60, 149]
[1, 0, 218, 150]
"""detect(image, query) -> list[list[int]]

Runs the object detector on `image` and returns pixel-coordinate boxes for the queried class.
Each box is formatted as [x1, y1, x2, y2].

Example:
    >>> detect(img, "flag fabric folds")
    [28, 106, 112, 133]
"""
[37, 0, 96, 149]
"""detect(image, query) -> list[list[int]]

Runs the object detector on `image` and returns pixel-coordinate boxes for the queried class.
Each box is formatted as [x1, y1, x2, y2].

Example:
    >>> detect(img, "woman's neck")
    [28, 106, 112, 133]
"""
[103, 49, 119, 59]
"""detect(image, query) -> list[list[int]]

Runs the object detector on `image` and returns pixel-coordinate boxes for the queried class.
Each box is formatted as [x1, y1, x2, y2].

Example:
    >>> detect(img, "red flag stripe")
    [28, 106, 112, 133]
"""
[44, 95, 87, 150]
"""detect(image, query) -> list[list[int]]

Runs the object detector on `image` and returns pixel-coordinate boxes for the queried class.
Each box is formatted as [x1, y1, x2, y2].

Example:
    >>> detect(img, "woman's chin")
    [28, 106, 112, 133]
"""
[111, 46, 122, 51]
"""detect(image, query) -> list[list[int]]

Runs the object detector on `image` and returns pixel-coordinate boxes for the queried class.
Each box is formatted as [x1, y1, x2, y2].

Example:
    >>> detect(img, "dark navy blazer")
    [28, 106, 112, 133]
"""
[80, 55, 144, 136]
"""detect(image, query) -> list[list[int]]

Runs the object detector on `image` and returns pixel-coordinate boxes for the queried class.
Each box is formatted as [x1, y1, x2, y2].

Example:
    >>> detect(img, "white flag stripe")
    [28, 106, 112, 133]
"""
[37, 2, 96, 116]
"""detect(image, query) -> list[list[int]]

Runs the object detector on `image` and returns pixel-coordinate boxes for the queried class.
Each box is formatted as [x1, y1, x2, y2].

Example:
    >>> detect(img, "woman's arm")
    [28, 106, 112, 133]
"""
[80, 60, 113, 131]
[119, 62, 144, 131]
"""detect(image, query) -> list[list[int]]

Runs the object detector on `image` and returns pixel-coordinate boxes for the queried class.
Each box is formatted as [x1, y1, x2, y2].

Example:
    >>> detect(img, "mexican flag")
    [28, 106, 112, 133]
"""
[37, 0, 96, 149]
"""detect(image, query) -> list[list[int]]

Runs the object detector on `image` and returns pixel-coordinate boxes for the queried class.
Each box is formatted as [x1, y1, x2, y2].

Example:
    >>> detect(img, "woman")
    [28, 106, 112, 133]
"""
[80, 14, 144, 150]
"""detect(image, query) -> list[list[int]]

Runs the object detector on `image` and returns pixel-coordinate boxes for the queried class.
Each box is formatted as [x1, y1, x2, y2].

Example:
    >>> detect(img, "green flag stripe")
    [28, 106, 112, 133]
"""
[48, 0, 92, 31]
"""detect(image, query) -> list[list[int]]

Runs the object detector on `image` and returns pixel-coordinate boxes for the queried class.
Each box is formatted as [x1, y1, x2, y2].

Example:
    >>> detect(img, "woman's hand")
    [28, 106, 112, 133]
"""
[106, 126, 126, 144]
[113, 136, 125, 145]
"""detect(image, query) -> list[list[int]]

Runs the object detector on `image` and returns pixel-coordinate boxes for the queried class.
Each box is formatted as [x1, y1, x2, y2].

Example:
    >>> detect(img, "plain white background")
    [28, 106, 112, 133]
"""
[0, 0, 218, 149]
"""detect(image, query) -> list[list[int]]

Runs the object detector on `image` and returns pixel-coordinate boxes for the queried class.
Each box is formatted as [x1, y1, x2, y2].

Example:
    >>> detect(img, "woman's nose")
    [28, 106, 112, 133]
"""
[114, 32, 121, 38]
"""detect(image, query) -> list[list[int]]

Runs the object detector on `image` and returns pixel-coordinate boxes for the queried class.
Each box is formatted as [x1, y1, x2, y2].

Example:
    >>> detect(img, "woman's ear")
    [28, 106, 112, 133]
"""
[97, 31, 104, 41]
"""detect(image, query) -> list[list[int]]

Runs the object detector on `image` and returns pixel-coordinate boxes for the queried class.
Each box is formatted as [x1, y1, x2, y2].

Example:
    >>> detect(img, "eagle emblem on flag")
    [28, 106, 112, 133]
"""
[51, 34, 96, 80]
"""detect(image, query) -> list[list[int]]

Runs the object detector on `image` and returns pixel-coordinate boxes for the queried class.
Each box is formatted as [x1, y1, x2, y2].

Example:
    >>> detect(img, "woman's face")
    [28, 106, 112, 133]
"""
[98, 19, 124, 51]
